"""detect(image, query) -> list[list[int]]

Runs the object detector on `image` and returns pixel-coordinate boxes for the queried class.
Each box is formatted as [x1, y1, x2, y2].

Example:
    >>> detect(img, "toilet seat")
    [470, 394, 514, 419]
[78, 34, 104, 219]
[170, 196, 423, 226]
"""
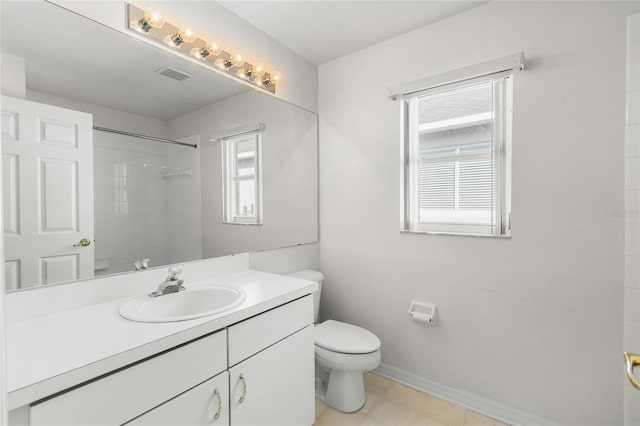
[315, 345, 381, 373]
[314, 320, 381, 354]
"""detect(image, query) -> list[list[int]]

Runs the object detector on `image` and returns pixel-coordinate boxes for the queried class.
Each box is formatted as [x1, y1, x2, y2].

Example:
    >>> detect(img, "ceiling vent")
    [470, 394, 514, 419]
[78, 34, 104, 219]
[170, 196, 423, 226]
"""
[155, 66, 192, 81]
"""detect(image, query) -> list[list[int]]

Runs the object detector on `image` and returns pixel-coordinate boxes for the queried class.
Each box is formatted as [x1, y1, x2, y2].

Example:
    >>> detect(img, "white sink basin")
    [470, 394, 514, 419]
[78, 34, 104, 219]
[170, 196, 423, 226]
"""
[120, 286, 246, 322]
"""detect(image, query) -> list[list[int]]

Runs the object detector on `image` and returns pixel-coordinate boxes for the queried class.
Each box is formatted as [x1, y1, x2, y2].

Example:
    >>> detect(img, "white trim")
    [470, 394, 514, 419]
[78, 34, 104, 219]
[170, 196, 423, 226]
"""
[388, 52, 525, 100]
[222, 133, 263, 225]
[400, 229, 512, 239]
[402, 74, 512, 237]
[210, 122, 265, 142]
[375, 363, 562, 426]
[0, 129, 7, 426]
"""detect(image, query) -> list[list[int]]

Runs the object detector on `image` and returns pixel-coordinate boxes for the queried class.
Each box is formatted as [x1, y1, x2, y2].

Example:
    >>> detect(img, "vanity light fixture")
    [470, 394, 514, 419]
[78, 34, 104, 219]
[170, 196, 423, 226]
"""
[215, 57, 234, 70]
[256, 70, 282, 86]
[191, 42, 222, 60]
[230, 52, 245, 68]
[238, 64, 266, 79]
[126, 3, 282, 94]
[237, 68, 251, 78]
[137, 7, 165, 32]
[252, 64, 266, 77]
[217, 52, 245, 71]
[164, 28, 197, 48]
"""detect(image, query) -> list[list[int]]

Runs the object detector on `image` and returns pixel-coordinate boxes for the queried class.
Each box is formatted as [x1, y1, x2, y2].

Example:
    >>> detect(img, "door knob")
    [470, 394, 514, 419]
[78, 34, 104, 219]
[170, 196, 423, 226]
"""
[73, 238, 91, 247]
[624, 352, 640, 391]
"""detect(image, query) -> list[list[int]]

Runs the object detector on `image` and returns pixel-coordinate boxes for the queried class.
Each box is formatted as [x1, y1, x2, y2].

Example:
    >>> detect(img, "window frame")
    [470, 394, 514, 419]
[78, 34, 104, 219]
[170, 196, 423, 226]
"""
[401, 71, 513, 237]
[222, 132, 263, 225]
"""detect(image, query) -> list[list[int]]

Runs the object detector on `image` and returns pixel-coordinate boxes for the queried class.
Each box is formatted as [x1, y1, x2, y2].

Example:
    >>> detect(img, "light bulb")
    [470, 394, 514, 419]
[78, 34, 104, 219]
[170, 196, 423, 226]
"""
[190, 47, 204, 59]
[207, 43, 222, 56]
[253, 76, 264, 85]
[145, 8, 164, 28]
[253, 64, 266, 77]
[138, 7, 165, 32]
[167, 28, 197, 48]
[231, 52, 245, 67]
[261, 70, 282, 86]
[215, 58, 234, 70]
[237, 68, 248, 78]
[163, 35, 178, 47]
[270, 70, 282, 82]
[191, 43, 222, 60]
[179, 28, 197, 43]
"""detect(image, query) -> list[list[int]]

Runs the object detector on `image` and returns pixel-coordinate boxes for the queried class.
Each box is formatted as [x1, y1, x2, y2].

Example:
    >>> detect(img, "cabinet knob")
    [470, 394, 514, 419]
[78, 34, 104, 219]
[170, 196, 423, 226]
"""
[238, 373, 247, 403]
[213, 387, 222, 420]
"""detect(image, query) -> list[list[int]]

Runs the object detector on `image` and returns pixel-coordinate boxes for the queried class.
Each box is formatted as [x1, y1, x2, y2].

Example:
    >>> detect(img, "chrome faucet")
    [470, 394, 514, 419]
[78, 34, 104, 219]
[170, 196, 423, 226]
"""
[149, 266, 185, 297]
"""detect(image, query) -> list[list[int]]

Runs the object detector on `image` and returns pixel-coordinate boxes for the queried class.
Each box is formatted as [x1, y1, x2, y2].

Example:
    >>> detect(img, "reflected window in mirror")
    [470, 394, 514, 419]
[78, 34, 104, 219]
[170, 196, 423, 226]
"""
[222, 133, 263, 225]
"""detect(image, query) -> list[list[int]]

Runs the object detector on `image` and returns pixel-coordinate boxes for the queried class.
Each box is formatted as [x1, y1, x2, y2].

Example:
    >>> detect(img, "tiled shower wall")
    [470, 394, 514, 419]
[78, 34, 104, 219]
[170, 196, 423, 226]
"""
[625, 12, 640, 426]
[93, 132, 171, 275]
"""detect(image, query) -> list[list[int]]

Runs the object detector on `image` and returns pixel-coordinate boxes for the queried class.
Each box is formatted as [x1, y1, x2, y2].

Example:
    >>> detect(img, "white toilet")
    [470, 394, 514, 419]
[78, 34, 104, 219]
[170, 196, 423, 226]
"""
[287, 269, 381, 413]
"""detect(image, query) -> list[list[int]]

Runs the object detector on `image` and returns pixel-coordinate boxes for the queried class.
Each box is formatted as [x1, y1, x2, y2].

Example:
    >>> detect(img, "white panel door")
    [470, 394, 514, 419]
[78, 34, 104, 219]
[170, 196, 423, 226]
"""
[229, 325, 315, 426]
[1, 95, 93, 290]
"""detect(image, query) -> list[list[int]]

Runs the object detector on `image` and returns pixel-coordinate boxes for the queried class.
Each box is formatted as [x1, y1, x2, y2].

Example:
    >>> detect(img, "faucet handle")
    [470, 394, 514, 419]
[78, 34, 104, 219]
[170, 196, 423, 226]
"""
[168, 265, 182, 280]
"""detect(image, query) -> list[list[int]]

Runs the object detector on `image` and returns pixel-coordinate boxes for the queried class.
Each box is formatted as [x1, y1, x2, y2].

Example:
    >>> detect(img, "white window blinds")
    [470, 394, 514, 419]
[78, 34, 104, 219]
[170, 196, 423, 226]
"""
[402, 72, 512, 236]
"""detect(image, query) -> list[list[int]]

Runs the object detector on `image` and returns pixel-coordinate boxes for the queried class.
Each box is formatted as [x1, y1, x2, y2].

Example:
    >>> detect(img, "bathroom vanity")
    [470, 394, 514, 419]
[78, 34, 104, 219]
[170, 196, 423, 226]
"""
[7, 271, 317, 426]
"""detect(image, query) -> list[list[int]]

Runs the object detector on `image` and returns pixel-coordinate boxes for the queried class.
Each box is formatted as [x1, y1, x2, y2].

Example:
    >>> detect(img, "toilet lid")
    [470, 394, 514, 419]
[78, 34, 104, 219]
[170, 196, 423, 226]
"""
[314, 320, 381, 354]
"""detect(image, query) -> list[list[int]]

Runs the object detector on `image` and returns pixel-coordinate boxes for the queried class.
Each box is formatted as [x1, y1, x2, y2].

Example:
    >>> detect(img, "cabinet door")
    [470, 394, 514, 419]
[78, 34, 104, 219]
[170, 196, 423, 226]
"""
[229, 325, 314, 426]
[126, 371, 229, 426]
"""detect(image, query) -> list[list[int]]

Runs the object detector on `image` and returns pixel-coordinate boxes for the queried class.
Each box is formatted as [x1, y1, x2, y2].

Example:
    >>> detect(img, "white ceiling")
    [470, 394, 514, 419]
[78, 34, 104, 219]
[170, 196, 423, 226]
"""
[219, 1, 486, 65]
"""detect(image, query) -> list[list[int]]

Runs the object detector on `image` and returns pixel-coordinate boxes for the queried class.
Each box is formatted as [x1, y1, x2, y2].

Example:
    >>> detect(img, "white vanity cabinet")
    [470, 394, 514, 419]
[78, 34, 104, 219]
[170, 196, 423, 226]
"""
[229, 326, 314, 426]
[11, 295, 315, 426]
[127, 295, 316, 426]
[228, 296, 315, 426]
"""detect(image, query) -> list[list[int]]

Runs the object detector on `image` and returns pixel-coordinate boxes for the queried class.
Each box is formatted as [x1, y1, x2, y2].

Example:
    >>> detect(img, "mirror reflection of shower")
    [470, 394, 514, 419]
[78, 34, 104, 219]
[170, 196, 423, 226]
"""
[93, 131, 201, 276]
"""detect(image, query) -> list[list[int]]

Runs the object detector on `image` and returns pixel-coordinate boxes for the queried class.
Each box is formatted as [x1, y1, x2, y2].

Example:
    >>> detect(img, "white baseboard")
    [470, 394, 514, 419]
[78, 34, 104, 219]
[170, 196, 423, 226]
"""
[375, 363, 561, 426]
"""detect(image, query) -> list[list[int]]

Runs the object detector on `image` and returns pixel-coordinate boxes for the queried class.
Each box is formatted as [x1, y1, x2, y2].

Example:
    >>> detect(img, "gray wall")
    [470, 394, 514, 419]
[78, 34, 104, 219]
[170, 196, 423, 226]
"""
[624, 12, 640, 426]
[318, 2, 638, 424]
[168, 90, 318, 259]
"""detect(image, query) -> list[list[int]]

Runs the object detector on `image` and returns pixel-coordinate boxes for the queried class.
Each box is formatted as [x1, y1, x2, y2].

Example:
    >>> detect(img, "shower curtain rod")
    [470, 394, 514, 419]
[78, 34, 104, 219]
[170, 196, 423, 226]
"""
[93, 126, 198, 149]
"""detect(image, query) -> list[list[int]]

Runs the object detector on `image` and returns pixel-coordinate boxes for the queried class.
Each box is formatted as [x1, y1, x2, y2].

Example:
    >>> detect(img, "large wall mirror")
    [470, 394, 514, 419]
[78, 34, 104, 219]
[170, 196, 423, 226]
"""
[0, 1, 318, 292]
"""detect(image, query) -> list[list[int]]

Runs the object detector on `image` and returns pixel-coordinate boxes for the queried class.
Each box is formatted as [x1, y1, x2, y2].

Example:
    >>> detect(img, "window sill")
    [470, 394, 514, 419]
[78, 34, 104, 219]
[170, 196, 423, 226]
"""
[400, 230, 511, 239]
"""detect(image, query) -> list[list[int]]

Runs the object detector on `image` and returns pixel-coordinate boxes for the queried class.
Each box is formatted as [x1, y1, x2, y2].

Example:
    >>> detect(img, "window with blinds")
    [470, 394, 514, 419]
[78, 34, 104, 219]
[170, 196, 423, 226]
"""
[402, 73, 512, 236]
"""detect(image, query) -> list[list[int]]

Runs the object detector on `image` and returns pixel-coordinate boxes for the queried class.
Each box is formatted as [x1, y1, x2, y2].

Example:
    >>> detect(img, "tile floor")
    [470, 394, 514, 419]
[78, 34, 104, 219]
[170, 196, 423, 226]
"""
[314, 373, 509, 426]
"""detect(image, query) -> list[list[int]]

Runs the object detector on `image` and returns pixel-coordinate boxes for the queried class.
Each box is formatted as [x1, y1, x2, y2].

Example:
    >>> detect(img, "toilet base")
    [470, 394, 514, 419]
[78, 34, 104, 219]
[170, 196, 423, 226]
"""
[325, 370, 367, 413]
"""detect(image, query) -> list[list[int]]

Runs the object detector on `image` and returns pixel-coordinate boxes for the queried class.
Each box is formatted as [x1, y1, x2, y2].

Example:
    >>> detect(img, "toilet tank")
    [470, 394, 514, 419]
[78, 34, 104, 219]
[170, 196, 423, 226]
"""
[286, 269, 324, 323]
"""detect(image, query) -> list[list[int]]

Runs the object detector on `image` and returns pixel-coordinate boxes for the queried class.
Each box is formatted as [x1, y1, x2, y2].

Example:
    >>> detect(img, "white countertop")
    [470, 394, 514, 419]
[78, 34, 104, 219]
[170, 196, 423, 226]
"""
[6, 270, 317, 410]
